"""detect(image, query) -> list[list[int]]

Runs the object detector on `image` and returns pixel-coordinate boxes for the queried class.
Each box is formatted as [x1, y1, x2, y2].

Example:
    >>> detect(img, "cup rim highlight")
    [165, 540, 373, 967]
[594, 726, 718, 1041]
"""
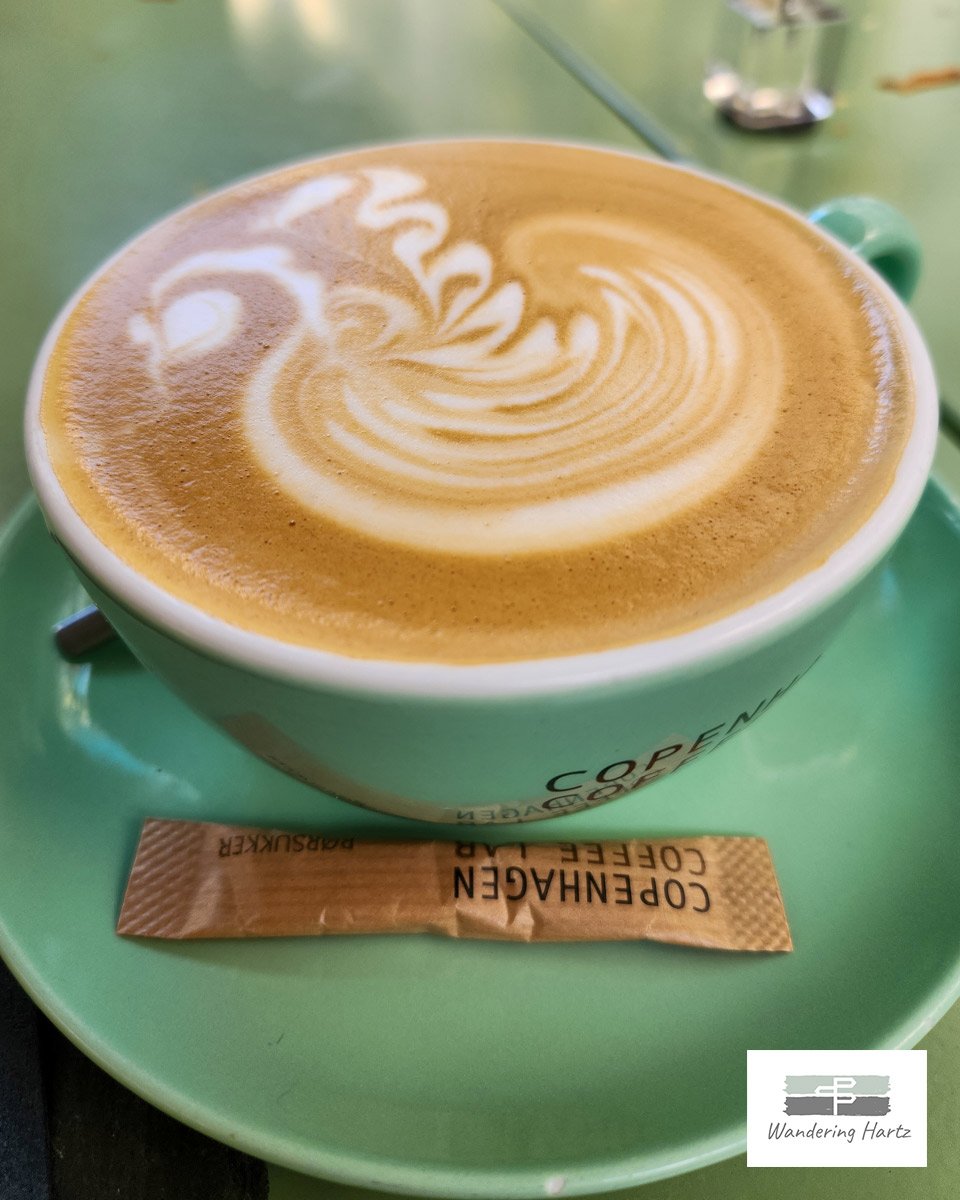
[24, 138, 940, 699]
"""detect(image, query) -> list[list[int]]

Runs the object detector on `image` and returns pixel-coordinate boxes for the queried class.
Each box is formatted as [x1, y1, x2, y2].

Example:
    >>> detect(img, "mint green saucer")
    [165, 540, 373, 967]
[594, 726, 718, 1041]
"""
[1, 488, 959, 1198]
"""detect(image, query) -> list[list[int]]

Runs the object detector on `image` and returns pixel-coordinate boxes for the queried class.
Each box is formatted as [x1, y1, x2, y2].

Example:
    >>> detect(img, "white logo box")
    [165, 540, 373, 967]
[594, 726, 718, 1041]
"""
[747, 1049, 927, 1168]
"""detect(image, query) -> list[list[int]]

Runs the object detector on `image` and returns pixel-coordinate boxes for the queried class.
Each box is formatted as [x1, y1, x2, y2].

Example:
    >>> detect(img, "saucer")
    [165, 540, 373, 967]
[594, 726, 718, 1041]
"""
[1, 489, 959, 1197]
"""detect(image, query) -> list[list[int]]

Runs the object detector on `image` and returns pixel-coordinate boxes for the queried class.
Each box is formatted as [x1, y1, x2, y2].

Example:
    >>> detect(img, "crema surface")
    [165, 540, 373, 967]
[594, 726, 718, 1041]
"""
[41, 142, 913, 662]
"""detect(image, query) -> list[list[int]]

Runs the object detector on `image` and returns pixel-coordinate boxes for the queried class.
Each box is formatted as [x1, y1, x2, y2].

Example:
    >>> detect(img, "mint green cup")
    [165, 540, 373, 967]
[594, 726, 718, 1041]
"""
[24, 152, 938, 825]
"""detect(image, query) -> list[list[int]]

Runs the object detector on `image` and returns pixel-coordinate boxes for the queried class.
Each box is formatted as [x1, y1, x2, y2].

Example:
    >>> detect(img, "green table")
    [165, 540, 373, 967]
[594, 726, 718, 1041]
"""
[1, 1, 957, 1196]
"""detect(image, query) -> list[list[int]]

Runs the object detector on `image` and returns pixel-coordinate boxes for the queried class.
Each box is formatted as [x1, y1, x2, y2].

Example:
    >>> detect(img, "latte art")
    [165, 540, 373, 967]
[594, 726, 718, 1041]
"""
[129, 169, 781, 553]
[40, 142, 913, 662]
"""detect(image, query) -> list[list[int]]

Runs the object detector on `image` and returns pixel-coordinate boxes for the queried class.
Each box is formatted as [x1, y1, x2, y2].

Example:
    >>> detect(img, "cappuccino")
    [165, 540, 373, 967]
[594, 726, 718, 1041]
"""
[40, 141, 913, 662]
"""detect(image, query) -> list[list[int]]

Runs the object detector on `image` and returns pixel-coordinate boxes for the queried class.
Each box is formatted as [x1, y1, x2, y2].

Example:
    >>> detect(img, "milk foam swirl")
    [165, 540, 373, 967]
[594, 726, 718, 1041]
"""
[128, 168, 783, 553]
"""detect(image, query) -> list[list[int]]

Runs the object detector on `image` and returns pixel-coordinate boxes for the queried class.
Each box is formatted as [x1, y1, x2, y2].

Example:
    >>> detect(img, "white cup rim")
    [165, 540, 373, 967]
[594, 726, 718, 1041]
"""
[25, 138, 940, 699]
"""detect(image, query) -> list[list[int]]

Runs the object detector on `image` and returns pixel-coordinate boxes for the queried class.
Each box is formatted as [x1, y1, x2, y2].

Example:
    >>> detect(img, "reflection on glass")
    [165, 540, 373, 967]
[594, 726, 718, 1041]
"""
[229, 0, 342, 46]
[227, 0, 345, 91]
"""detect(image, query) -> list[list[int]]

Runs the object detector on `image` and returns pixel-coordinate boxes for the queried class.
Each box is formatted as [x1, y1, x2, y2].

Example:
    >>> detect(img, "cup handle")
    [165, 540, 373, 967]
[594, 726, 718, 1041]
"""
[808, 197, 922, 302]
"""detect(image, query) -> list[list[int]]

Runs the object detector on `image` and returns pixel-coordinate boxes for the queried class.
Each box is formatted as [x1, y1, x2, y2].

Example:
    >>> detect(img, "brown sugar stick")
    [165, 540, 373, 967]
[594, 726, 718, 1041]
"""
[118, 820, 792, 951]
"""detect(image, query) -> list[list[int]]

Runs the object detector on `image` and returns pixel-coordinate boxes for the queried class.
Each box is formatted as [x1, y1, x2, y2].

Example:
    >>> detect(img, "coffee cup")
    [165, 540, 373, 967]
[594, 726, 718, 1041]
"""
[25, 141, 938, 824]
